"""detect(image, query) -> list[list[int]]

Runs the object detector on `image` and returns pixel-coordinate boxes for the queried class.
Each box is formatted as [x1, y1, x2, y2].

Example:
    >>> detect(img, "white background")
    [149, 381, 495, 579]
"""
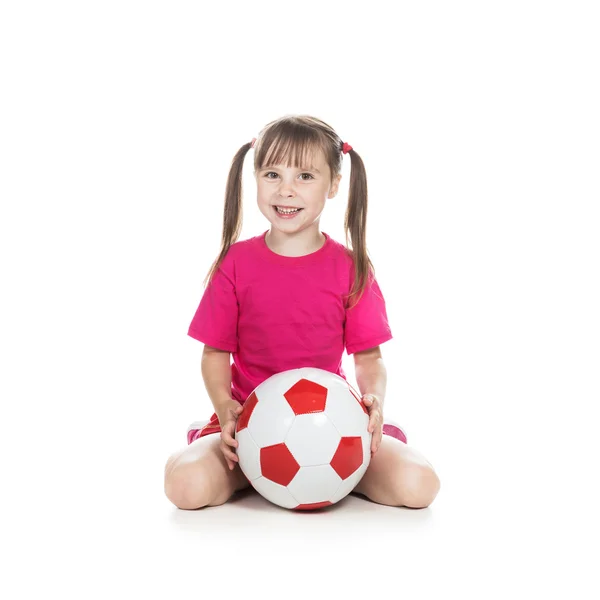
[1, 1, 598, 598]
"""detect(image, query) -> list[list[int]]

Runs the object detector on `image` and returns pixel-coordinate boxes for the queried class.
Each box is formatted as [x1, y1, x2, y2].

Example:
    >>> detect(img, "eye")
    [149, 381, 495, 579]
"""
[264, 172, 278, 179]
[300, 173, 314, 180]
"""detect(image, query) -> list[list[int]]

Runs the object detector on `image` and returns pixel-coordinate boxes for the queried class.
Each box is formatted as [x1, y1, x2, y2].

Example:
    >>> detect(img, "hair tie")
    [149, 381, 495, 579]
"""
[250, 137, 257, 148]
[342, 142, 353, 154]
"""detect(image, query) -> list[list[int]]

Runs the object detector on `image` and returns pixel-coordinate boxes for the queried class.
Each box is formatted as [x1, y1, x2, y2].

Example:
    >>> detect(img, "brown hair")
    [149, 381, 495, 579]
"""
[202, 114, 376, 310]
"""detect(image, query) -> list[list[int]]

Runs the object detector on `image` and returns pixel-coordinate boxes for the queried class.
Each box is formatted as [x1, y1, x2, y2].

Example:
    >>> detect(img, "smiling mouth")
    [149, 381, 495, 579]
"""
[274, 206, 304, 213]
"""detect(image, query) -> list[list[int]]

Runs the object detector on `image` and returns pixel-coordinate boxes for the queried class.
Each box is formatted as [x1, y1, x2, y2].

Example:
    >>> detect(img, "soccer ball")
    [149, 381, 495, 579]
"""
[234, 367, 372, 510]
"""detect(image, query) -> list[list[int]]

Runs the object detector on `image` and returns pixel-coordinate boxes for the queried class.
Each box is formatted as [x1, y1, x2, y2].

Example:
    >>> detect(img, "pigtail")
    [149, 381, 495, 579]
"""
[343, 148, 376, 311]
[202, 141, 253, 289]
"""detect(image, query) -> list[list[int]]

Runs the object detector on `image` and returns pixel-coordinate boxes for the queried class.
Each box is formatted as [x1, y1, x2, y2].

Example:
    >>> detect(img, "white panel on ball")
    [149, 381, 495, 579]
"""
[298, 367, 352, 393]
[251, 476, 299, 510]
[287, 465, 342, 505]
[324, 388, 370, 437]
[247, 392, 295, 448]
[235, 428, 261, 481]
[330, 463, 369, 504]
[285, 413, 341, 466]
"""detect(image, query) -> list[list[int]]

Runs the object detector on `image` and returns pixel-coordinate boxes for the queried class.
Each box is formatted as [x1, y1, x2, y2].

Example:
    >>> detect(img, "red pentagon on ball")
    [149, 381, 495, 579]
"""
[236, 390, 258, 432]
[260, 443, 300, 486]
[295, 501, 333, 511]
[330, 436, 364, 479]
[284, 378, 328, 414]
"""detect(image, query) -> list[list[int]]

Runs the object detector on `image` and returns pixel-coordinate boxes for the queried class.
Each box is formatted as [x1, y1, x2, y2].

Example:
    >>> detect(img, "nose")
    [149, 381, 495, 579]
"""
[277, 178, 296, 198]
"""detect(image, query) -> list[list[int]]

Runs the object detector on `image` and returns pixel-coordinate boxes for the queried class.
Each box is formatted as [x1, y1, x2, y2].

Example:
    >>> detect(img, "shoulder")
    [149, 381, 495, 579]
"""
[220, 235, 256, 262]
[233, 232, 265, 255]
[216, 234, 263, 278]
[325, 233, 354, 266]
[324, 234, 369, 282]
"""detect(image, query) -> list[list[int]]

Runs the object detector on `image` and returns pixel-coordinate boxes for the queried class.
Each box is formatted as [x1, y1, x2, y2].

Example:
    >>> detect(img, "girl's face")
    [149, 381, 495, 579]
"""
[254, 148, 342, 232]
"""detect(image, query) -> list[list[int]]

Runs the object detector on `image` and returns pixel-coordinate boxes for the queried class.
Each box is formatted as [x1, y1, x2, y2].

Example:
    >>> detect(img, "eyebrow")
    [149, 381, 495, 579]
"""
[260, 165, 321, 174]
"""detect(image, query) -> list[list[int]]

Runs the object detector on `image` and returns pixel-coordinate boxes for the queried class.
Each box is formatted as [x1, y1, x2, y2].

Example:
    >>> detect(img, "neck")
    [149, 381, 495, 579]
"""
[266, 228, 325, 257]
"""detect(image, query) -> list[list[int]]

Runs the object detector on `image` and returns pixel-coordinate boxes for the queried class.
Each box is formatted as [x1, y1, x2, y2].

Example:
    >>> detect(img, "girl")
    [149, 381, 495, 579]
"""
[164, 115, 441, 510]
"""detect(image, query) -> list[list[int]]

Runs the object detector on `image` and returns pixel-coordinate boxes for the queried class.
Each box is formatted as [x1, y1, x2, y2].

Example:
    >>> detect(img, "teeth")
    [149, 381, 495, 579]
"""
[276, 207, 300, 214]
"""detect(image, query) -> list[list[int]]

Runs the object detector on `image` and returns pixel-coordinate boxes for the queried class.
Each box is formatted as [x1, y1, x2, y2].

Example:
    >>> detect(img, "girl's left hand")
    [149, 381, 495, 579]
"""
[362, 394, 383, 455]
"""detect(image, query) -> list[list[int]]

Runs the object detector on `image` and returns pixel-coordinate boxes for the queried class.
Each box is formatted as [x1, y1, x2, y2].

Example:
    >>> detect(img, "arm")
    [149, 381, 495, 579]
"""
[201, 345, 239, 413]
[201, 344, 242, 468]
[353, 345, 387, 411]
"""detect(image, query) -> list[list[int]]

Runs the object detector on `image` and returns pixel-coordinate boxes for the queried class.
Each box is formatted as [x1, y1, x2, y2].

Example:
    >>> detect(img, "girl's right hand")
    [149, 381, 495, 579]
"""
[218, 401, 244, 470]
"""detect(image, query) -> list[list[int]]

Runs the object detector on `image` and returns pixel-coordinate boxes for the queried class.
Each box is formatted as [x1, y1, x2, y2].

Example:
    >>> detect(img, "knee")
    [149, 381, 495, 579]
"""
[164, 459, 212, 510]
[397, 464, 441, 509]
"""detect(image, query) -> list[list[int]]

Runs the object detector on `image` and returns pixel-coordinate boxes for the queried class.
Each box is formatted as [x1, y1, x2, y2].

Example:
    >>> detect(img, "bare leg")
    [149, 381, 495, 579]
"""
[164, 434, 251, 510]
[353, 436, 440, 508]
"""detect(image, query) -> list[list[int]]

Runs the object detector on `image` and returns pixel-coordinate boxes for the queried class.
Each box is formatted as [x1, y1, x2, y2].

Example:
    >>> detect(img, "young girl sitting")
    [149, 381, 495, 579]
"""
[164, 114, 441, 510]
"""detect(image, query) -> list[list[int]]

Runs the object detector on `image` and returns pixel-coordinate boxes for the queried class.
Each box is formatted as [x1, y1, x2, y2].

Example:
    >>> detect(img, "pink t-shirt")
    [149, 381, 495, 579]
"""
[187, 230, 393, 404]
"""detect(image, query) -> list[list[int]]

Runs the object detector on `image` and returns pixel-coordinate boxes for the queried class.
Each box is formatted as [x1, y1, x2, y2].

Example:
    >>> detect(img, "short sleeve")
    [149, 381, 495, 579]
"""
[187, 250, 239, 352]
[344, 270, 393, 355]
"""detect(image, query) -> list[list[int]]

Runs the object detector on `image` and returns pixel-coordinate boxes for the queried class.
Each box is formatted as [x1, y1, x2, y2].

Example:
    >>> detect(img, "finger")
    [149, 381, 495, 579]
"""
[367, 411, 380, 433]
[369, 422, 377, 450]
[222, 444, 239, 463]
[372, 428, 382, 454]
[221, 425, 237, 446]
[223, 435, 238, 450]
[222, 424, 239, 447]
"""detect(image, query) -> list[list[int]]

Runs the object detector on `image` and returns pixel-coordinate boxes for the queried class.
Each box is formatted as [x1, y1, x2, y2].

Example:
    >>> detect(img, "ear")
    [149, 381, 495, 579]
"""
[328, 173, 342, 198]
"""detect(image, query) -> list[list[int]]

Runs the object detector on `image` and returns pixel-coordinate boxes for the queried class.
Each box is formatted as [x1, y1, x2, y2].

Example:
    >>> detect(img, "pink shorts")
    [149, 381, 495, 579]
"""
[187, 412, 407, 445]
